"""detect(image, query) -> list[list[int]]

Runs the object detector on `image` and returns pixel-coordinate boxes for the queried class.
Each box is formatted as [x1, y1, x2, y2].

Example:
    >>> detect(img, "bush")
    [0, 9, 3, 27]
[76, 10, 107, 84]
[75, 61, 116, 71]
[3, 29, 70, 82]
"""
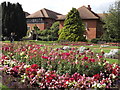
[91, 38, 100, 43]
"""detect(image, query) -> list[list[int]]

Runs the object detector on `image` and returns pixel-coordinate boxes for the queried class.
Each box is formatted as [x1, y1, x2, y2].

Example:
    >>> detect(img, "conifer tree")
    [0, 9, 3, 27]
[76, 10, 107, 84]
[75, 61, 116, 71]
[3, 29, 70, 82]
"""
[58, 8, 85, 41]
[1, 2, 27, 40]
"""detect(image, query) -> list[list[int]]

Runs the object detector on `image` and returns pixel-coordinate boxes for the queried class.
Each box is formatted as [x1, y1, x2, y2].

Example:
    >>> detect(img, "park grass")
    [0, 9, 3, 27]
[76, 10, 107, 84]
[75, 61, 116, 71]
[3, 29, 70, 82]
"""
[105, 58, 119, 64]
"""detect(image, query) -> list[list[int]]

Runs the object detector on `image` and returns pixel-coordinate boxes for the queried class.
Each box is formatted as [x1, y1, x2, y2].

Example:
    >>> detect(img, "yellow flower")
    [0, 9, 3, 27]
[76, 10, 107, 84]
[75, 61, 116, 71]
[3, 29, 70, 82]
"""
[20, 52, 25, 56]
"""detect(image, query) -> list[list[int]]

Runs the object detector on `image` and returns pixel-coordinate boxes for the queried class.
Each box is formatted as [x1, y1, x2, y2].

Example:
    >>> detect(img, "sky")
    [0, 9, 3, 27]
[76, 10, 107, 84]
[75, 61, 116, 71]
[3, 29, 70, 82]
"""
[0, 0, 117, 14]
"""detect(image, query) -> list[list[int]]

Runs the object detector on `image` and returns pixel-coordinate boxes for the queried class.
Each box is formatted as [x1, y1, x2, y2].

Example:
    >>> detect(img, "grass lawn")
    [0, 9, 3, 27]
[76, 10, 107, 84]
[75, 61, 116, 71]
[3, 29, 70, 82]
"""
[105, 58, 119, 64]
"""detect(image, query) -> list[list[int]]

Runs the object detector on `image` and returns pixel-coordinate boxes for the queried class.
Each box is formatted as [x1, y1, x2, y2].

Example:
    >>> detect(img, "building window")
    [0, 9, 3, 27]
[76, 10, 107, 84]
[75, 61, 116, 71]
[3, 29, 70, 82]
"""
[27, 26, 30, 30]
[84, 22, 88, 30]
[27, 18, 43, 23]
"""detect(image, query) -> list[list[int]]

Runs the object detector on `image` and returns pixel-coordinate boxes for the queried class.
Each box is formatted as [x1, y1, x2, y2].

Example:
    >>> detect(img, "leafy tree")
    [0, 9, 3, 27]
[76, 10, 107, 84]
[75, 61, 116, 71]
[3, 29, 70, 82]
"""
[1, 2, 27, 40]
[58, 8, 85, 41]
[50, 21, 59, 40]
[38, 22, 59, 41]
[103, 1, 120, 40]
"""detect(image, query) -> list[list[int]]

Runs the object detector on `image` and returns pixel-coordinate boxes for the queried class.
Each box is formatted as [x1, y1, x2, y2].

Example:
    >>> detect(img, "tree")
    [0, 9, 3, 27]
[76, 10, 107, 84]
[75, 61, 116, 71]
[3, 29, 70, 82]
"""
[33, 24, 40, 40]
[58, 8, 85, 41]
[38, 22, 59, 41]
[1, 2, 27, 40]
[103, 1, 120, 40]
[50, 21, 59, 40]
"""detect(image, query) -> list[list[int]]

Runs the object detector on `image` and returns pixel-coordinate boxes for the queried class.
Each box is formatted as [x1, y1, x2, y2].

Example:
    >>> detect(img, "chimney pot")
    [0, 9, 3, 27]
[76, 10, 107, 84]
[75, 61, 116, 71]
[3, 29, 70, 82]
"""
[88, 5, 91, 11]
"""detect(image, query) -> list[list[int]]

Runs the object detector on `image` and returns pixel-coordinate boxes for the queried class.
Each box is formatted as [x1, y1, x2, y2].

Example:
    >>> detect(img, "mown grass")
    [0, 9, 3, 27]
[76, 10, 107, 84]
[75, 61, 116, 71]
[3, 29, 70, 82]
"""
[105, 58, 119, 64]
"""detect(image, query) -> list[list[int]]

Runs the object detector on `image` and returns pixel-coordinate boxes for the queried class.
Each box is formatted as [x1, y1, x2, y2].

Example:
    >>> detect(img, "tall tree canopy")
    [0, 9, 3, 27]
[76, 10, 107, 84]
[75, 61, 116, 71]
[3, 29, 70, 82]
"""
[58, 8, 85, 41]
[103, 1, 120, 40]
[1, 2, 27, 40]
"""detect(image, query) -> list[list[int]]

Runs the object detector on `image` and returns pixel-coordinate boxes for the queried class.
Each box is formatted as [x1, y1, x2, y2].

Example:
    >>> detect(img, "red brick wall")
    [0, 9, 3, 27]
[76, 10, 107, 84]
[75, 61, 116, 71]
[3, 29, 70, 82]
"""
[83, 20, 97, 40]
[59, 21, 64, 29]
[44, 18, 55, 29]
[59, 20, 97, 40]
[27, 18, 55, 30]
[27, 23, 45, 30]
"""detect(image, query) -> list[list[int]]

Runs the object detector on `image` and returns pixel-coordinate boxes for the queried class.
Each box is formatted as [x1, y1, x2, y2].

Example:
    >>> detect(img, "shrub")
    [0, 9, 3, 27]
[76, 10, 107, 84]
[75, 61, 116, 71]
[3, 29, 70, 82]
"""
[91, 38, 100, 43]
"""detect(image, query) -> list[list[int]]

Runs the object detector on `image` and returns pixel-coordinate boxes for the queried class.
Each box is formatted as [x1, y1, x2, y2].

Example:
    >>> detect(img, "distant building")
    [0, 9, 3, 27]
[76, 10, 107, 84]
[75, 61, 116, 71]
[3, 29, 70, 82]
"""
[26, 5, 104, 40]
[26, 8, 62, 30]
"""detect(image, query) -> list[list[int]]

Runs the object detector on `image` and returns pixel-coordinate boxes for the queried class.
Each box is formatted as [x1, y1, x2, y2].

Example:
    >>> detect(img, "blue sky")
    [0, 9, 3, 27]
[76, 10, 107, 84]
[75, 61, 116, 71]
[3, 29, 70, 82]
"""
[0, 0, 116, 14]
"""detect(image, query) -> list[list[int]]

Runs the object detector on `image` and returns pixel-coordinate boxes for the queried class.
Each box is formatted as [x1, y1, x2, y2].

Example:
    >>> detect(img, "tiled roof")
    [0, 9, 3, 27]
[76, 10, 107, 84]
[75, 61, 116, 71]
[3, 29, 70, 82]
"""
[97, 13, 106, 19]
[56, 15, 66, 20]
[57, 5, 100, 20]
[78, 6, 99, 19]
[26, 8, 62, 19]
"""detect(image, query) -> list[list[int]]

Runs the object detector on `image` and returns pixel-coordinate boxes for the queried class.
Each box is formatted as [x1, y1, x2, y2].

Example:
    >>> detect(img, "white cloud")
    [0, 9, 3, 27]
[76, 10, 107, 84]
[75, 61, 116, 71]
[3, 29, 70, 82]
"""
[0, 0, 116, 14]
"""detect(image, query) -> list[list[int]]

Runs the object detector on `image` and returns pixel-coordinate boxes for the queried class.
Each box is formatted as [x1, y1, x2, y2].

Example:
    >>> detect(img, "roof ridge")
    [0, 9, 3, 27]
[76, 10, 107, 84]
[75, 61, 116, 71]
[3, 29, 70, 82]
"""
[43, 8, 62, 15]
[41, 9, 45, 17]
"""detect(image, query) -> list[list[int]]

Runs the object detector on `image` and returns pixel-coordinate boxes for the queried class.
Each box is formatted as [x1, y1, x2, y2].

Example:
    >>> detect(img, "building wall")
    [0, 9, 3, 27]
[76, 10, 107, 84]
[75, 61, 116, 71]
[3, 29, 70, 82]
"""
[59, 21, 64, 29]
[59, 19, 98, 40]
[83, 20, 97, 40]
[27, 23, 45, 30]
[27, 18, 56, 30]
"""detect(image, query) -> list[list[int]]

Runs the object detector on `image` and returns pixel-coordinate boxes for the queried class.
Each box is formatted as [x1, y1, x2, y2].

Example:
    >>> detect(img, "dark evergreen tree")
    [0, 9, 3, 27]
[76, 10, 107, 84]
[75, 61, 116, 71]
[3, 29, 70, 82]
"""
[1, 2, 27, 40]
[58, 8, 85, 41]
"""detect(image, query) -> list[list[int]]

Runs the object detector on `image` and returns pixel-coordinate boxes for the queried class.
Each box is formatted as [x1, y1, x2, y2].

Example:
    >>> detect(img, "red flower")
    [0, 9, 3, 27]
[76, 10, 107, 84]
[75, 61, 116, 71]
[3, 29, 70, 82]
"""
[85, 65, 88, 68]
[83, 57, 88, 60]
[93, 74, 100, 79]
[69, 78, 74, 81]
[89, 59, 95, 62]
[41, 56, 49, 59]
[31, 64, 38, 69]
[62, 53, 70, 56]
[99, 56, 103, 58]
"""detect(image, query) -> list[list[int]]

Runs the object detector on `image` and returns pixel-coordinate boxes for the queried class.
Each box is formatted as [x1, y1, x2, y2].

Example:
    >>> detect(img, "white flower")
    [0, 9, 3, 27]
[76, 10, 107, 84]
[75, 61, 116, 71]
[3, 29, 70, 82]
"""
[20, 52, 25, 56]
[63, 46, 70, 50]
[24, 65, 30, 68]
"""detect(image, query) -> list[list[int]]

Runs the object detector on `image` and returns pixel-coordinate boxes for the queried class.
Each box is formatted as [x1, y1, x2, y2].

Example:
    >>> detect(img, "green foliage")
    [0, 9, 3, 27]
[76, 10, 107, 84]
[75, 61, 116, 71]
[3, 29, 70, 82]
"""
[38, 22, 59, 41]
[103, 1, 120, 40]
[91, 38, 100, 43]
[58, 8, 86, 41]
[1, 2, 27, 40]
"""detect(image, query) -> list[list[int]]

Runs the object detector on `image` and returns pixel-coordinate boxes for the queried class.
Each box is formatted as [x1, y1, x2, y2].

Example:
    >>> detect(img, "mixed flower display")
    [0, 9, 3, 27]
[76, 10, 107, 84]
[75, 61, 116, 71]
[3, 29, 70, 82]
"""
[1, 42, 120, 89]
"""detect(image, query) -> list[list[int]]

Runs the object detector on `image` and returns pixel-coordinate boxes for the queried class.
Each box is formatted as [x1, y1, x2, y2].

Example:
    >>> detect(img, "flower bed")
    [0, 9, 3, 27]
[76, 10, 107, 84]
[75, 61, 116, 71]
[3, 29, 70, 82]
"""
[1, 42, 120, 89]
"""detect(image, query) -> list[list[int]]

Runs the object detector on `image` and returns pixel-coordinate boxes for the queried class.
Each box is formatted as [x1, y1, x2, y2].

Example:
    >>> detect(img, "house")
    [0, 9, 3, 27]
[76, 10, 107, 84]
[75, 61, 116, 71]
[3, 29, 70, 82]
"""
[26, 5, 104, 40]
[26, 8, 62, 30]
[57, 5, 104, 40]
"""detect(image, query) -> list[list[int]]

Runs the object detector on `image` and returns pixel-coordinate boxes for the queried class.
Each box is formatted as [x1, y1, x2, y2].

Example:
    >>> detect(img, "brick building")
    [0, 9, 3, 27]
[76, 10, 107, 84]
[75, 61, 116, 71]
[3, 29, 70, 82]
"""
[26, 8, 62, 30]
[26, 5, 104, 40]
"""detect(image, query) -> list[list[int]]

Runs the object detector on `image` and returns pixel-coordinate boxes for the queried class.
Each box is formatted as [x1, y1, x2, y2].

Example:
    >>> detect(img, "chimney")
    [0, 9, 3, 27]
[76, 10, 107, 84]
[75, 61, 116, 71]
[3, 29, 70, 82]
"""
[88, 5, 91, 11]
